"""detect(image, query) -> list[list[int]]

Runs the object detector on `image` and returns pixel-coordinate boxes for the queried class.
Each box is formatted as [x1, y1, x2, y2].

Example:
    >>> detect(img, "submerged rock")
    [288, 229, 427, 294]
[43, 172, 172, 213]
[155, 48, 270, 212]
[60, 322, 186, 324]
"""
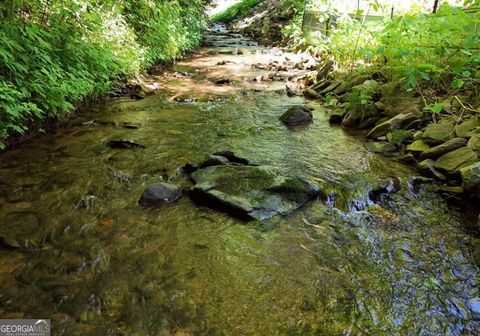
[174, 95, 195, 103]
[189, 165, 321, 221]
[434, 147, 477, 174]
[0, 211, 43, 248]
[234, 47, 247, 55]
[139, 183, 182, 206]
[213, 77, 231, 85]
[279, 105, 313, 126]
[76, 195, 97, 209]
[419, 138, 467, 160]
[182, 162, 198, 174]
[369, 177, 402, 202]
[213, 151, 250, 165]
[199, 155, 230, 169]
[364, 141, 397, 154]
[107, 140, 145, 150]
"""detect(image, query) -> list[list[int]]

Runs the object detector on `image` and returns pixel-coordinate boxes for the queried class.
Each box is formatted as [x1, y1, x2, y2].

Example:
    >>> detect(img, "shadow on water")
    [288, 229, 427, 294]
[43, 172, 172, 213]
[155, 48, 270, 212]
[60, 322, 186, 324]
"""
[0, 24, 479, 335]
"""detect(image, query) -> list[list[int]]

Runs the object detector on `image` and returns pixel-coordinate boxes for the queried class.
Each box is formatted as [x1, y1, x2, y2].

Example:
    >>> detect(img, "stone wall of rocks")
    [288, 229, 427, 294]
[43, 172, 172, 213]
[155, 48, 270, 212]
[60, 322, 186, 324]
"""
[303, 63, 480, 198]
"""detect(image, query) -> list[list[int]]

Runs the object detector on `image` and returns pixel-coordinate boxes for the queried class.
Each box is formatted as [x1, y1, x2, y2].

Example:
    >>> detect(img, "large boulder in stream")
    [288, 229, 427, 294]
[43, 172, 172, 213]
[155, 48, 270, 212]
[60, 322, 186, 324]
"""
[189, 164, 321, 221]
[279, 105, 313, 126]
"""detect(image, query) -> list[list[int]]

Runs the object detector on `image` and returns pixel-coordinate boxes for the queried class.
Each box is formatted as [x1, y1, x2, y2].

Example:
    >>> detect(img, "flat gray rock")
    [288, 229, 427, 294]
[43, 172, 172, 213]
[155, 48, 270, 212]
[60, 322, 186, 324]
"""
[419, 138, 467, 160]
[455, 117, 478, 138]
[406, 140, 430, 153]
[417, 159, 446, 180]
[468, 134, 480, 154]
[189, 164, 321, 220]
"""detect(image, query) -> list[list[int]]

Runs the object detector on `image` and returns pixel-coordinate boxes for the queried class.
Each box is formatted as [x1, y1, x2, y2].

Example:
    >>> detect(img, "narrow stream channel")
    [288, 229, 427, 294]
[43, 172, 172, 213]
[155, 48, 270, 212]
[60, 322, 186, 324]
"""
[0, 24, 479, 335]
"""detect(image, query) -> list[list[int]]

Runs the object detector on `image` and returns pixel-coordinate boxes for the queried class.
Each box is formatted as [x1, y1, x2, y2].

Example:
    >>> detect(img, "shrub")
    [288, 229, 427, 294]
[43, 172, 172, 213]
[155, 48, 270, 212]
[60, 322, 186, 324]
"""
[0, 0, 207, 148]
[212, 0, 265, 23]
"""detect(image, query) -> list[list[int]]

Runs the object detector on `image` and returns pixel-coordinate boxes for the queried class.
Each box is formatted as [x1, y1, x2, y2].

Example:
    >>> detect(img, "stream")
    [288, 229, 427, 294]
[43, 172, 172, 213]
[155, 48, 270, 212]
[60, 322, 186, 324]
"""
[0, 24, 480, 335]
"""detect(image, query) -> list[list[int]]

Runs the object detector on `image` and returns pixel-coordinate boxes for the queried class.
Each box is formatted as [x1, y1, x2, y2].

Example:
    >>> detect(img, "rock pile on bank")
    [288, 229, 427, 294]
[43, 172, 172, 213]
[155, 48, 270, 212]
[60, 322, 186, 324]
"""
[303, 61, 480, 196]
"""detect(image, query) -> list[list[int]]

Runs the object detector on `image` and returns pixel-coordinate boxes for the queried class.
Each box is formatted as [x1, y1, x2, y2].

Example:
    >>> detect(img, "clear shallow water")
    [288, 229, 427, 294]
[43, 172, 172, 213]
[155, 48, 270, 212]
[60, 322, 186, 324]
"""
[0, 25, 479, 335]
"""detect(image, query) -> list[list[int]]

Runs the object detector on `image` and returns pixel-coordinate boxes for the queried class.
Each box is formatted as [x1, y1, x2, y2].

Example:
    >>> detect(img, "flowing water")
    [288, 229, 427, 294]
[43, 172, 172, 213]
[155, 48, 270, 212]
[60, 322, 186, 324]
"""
[0, 24, 479, 335]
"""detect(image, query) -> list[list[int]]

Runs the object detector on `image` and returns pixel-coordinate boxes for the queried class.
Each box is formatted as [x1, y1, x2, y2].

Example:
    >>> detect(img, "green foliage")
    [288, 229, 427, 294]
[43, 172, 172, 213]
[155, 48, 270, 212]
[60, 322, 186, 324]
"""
[124, 0, 207, 67]
[310, 1, 480, 107]
[424, 103, 443, 114]
[212, 0, 264, 23]
[347, 82, 378, 108]
[282, 6, 307, 46]
[0, 0, 207, 147]
[388, 129, 413, 145]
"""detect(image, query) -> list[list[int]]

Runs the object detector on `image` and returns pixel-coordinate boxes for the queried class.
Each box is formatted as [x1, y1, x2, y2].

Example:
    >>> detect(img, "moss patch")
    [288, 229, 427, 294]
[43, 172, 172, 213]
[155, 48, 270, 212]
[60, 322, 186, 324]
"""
[211, 166, 276, 194]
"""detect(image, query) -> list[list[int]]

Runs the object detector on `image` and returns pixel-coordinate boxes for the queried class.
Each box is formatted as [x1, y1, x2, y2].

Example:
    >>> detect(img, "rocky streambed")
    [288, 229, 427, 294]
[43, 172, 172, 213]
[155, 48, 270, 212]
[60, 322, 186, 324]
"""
[0, 24, 479, 335]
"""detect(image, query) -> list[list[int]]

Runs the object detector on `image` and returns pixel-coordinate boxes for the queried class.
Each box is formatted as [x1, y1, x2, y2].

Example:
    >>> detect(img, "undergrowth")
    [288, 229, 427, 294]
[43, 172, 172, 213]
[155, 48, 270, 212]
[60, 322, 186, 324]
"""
[0, 0, 208, 149]
[212, 0, 265, 23]
[287, 0, 480, 114]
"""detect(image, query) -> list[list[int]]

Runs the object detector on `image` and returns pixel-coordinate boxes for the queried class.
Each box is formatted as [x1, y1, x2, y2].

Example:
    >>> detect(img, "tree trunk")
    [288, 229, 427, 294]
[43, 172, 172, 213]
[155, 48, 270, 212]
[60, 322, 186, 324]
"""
[432, 0, 440, 14]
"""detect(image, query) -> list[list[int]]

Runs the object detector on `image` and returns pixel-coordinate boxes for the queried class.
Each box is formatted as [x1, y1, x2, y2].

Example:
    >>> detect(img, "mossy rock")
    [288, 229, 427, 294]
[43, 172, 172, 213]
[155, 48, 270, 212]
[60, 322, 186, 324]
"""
[387, 129, 413, 146]
[433, 147, 478, 174]
[189, 165, 321, 221]
[423, 122, 454, 145]
[364, 141, 397, 154]
[455, 117, 479, 138]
